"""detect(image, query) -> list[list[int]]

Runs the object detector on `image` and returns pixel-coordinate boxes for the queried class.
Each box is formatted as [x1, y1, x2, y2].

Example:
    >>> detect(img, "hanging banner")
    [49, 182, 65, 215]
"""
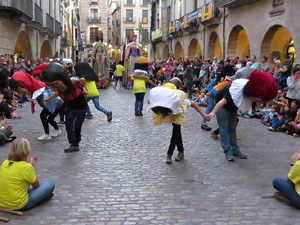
[161, 7, 168, 41]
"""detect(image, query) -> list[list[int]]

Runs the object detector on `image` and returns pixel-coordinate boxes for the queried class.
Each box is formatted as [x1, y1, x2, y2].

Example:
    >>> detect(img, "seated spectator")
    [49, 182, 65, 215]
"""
[0, 138, 55, 211]
[273, 150, 300, 209]
[286, 108, 300, 137]
[268, 110, 295, 132]
[261, 105, 278, 126]
[286, 68, 300, 104]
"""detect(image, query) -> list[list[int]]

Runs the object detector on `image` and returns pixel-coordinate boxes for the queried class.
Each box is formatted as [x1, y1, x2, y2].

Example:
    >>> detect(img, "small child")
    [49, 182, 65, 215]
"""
[262, 105, 278, 126]
[0, 138, 55, 211]
[197, 93, 208, 107]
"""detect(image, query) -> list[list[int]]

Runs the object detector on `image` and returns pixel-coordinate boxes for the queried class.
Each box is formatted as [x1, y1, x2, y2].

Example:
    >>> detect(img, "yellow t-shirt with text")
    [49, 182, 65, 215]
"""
[0, 160, 36, 210]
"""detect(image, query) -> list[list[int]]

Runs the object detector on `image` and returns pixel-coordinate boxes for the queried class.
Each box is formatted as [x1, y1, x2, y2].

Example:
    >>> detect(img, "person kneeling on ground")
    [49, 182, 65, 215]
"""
[273, 150, 300, 209]
[0, 138, 55, 211]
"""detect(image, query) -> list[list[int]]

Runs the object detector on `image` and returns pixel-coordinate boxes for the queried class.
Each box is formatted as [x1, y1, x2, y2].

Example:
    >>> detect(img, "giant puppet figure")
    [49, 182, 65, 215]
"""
[92, 30, 110, 88]
[124, 33, 142, 89]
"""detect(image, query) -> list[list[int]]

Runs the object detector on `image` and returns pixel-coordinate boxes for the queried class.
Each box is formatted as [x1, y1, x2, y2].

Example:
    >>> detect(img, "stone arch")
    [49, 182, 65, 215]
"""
[14, 31, 32, 59]
[150, 48, 154, 61]
[188, 38, 202, 59]
[260, 25, 294, 63]
[227, 25, 250, 59]
[208, 32, 222, 60]
[40, 40, 53, 59]
[174, 41, 183, 59]
[162, 45, 169, 60]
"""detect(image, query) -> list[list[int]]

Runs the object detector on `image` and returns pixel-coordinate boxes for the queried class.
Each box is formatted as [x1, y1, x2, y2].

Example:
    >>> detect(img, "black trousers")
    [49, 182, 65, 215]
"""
[40, 108, 59, 134]
[167, 123, 184, 156]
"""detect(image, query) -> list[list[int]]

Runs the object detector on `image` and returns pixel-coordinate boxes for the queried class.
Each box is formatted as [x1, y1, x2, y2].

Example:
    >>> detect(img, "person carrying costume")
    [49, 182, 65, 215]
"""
[9, 71, 63, 141]
[131, 56, 155, 116]
[42, 63, 88, 153]
[74, 62, 112, 121]
[148, 86, 210, 164]
[208, 72, 282, 161]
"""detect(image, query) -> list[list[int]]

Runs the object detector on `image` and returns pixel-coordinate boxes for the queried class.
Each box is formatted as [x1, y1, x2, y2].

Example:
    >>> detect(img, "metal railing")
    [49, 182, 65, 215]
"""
[88, 16, 101, 23]
[55, 20, 62, 35]
[33, 4, 43, 25]
[46, 13, 54, 32]
[10, 0, 33, 18]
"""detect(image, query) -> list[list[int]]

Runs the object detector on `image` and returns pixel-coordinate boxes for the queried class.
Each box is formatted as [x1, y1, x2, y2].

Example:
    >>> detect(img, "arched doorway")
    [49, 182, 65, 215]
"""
[155, 49, 160, 60]
[208, 32, 222, 60]
[227, 25, 250, 59]
[40, 41, 53, 59]
[14, 31, 32, 59]
[260, 25, 294, 63]
[188, 39, 202, 59]
[150, 49, 154, 61]
[162, 45, 169, 60]
[174, 41, 183, 59]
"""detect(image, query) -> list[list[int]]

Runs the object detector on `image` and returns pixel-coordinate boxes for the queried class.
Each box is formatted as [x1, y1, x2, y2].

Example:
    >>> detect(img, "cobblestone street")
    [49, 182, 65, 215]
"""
[0, 87, 299, 225]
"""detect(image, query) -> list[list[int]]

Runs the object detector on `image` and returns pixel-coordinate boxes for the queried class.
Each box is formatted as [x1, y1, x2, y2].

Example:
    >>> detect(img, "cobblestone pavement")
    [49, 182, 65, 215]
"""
[0, 87, 299, 225]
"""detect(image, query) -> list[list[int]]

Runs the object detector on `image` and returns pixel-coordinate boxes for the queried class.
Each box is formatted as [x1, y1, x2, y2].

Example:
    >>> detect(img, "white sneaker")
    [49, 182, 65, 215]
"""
[51, 129, 61, 137]
[37, 134, 52, 141]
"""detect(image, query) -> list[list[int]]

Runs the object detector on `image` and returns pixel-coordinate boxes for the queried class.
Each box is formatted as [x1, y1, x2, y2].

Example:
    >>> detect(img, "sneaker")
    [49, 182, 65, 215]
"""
[85, 115, 93, 119]
[293, 133, 299, 137]
[135, 112, 139, 116]
[273, 192, 290, 204]
[107, 111, 112, 121]
[201, 124, 212, 131]
[64, 145, 79, 153]
[51, 129, 61, 137]
[233, 151, 248, 159]
[138, 112, 143, 116]
[175, 152, 184, 161]
[166, 155, 172, 164]
[225, 151, 234, 162]
[210, 133, 219, 139]
[268, 127, 274, 131]
[37, 134, 52, 141]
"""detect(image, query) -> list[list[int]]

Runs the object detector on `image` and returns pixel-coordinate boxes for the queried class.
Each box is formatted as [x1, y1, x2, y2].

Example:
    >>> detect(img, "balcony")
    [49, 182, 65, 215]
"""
[169, 17, 183, 38]
[124, 16, 136, 24]
[46, 13, 54, 32]
[183, 8, 200, 33]
[200, 1, 221, 27]
[33, 3, 43, 25]
[151, 28, 162, 42]
[55, 20, 62, 35]
[220, 0, 259, 8]
[0, 0, 33, 19]
[124, 0, 135, 6]
[88, 16, 101, 23]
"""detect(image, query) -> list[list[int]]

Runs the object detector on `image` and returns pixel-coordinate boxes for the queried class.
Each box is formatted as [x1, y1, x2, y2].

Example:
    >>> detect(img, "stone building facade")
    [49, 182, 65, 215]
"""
[0, 0, 62, 60]
[150, 0, 299, 65]
[78, 0, 108, 59]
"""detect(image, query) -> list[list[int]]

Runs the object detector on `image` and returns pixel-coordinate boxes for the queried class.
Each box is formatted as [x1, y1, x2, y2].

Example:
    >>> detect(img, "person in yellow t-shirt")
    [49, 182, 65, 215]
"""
[0, 138, 55, 211]
[131, 57, 155, 116]
[75, 62, 112, 121]
[115, 61, 126, 89]
[273, 150, 300, 209]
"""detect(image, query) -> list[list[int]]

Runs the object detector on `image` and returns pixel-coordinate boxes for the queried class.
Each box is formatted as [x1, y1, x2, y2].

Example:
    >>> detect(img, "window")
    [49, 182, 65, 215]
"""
[90, 8, 98, 20]
[142, 10, 148, 23]
[127, 0, 133, 5]
[90, 27, 99, 43]
[141, 29, 148, 43]
[142, 0, 148, 5]
[126, 9, 133, 22]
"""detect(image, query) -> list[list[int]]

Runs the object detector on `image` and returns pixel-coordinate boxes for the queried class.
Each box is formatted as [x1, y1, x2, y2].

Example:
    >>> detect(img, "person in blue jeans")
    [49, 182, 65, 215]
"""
[42, 63, 88, 153]
[74, 62, 112, 121]
[273, 150, 300, 209]
[208, 72, 279, 161]
[0, 138, 55, 211]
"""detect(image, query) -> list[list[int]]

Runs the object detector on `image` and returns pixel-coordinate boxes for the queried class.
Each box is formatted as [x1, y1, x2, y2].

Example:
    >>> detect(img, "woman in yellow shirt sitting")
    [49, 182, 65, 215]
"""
[0, 138, 55, 211]
[273, 150, 300, 209]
